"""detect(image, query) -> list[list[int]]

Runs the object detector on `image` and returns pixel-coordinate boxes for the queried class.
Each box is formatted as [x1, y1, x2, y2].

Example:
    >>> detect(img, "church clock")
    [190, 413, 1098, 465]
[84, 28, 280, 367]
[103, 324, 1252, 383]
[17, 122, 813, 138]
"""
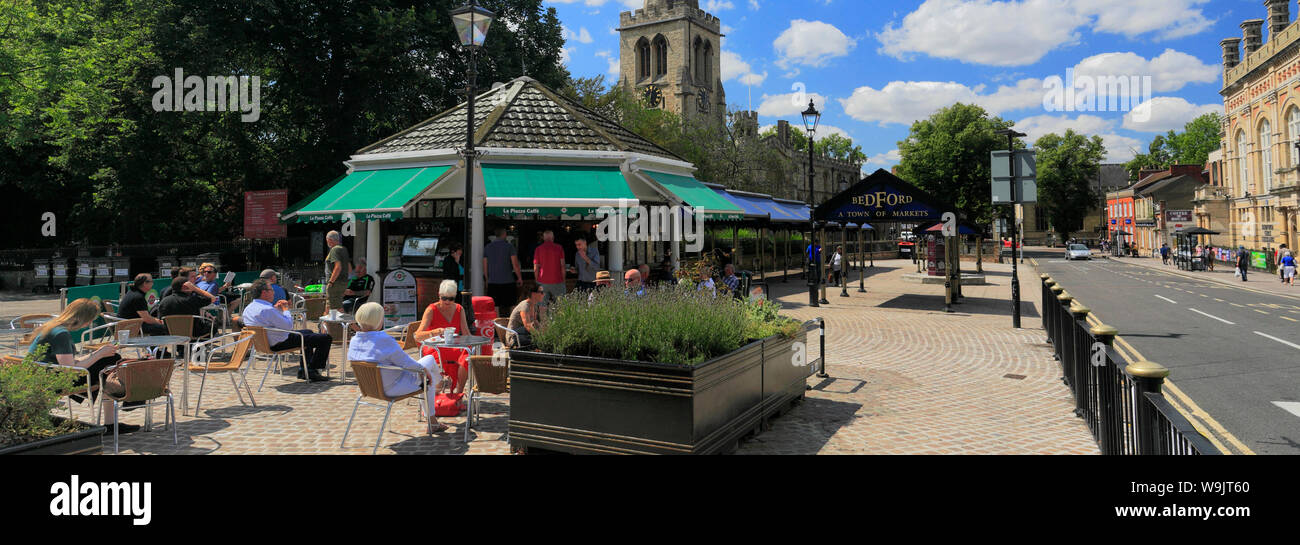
[642, 85, 664, 109]
[696, 89, 710, 114]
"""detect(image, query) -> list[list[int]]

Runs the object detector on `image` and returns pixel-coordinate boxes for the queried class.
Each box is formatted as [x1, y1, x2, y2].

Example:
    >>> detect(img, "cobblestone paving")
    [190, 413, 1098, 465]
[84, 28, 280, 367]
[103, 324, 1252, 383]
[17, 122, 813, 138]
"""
[4, 259, 1097, 455]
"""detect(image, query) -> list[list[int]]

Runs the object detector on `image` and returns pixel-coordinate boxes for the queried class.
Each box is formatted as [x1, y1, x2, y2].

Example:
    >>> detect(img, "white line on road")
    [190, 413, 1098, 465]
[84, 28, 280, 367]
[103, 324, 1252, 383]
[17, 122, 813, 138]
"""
[1272, 402, 1300, 419]
[1255, 331, 1300, 350]
[1154, 295, 1178, 304]
[1189, 308, 1236, 325]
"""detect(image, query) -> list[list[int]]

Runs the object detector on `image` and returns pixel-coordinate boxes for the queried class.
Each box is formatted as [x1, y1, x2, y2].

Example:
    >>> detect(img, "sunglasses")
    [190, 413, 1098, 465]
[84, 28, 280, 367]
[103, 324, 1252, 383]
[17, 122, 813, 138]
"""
[440, 296, 456, 302]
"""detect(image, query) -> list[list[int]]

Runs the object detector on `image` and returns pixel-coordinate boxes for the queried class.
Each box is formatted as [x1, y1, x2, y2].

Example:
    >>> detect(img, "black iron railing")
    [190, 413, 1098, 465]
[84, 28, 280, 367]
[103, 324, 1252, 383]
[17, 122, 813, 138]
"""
[1040, 273, 1221, 455]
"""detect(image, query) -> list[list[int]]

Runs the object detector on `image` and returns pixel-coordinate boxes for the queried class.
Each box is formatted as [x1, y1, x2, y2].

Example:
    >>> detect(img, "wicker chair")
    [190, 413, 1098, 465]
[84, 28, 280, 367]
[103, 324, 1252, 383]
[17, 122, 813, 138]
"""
[341, 360, 436, 454]
[243, 325, 310, 390]
[12, 314, 53, 329]
[465, 355, 509, 442]
[98, 358, 178, 454]
[187, 331, 256, 415]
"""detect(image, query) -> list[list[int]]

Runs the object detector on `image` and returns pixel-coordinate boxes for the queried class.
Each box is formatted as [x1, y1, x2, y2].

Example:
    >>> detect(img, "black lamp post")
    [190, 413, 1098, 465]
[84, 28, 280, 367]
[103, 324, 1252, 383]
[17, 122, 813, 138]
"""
[838, 176, 850, 298]
[451, 1, 494, 306]
[994, 128, 1026, 329]
[802, 100, 821, 308]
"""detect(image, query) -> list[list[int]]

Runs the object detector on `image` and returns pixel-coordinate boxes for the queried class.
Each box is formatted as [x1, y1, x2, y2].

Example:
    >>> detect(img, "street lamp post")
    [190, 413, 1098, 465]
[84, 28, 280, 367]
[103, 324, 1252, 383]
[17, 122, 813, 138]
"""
[802, 100, 821, 308]
[995, 128, 1026, 329]
[451, 1, 494, 307]
[838, 176, 850, 298]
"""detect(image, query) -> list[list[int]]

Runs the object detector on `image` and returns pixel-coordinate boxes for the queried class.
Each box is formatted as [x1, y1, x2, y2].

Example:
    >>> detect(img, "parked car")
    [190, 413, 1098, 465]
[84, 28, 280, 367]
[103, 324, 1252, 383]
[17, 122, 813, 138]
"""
[1066, 244, 1091, 261]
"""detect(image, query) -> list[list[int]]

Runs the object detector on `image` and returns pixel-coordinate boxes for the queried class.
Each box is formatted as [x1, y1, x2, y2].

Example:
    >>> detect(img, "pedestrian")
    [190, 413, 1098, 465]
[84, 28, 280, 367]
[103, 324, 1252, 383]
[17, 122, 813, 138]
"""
[830, 246, 844, 286]
[1280, 251, 1296, 287]
[1235, 246, 1249, 282]
[1204, 244, 1215, 271]
[1160, 243, 1170, 265]
[805, 240, 821, 279]
[482, 227, 523, 317]
[572, 234, 600, 292]
[532, 230, 567, 308]
[324, 230, 351, 312]
[1279, 244, 1291, 284]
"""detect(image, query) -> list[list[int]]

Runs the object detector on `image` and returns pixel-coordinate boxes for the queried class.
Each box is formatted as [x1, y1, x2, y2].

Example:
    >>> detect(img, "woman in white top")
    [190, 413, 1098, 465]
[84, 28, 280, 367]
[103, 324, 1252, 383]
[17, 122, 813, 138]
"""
[347, 302, 449, 433]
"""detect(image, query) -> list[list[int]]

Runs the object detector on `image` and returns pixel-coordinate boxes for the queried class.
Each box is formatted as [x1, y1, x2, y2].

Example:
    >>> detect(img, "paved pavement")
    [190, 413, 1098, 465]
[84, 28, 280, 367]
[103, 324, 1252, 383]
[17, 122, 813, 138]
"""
[1033, 249, 1300, 455]
[2, 260, 1097, 455]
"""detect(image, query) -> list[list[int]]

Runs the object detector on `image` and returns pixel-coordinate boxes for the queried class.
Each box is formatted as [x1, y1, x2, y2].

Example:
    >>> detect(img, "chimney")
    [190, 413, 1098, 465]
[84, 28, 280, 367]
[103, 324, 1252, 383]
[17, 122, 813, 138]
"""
[1243, 19, 1265, 55]
[1221, 37, 1242, 69]
[1266, 0, 1291, 38]
[777, 120, 791, 147]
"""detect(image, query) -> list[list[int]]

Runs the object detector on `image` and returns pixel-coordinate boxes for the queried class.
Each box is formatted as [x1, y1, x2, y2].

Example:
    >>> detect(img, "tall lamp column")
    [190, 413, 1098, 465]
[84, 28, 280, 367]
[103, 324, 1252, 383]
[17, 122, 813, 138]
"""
[451, 1, 495, 305]
[802, 100, 821, 308]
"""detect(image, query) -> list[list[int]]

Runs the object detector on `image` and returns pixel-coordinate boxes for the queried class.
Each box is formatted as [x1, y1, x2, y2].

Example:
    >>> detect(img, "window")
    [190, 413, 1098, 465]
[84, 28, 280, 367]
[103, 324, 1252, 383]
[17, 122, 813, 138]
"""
[636, 38, 651, 80]
[701, 41, 713, 83]
[1260, 119, 1273, 193]
[1237, 130, 1249, 197]
[652, 36, 668, 78]
[692, 38, 702, 83]
[1289, 107, 1300, 167]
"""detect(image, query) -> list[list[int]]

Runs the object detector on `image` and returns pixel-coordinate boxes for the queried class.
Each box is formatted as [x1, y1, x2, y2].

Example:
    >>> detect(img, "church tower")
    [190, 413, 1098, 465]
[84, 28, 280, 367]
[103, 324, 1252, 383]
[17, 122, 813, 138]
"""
[617, 0, 726, 126]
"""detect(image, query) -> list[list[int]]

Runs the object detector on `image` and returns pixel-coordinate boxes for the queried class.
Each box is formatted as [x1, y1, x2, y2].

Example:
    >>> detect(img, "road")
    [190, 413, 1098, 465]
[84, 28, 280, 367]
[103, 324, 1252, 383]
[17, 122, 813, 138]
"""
[1033, 251, 1300, 455]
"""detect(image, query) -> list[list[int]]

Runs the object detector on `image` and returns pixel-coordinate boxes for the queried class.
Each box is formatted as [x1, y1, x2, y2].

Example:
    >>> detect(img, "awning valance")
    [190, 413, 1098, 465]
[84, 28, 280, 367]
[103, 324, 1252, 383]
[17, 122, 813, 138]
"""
[483, 163, 638, 216]
[281, 166, 452, 223]
[640, 171, 745, 221]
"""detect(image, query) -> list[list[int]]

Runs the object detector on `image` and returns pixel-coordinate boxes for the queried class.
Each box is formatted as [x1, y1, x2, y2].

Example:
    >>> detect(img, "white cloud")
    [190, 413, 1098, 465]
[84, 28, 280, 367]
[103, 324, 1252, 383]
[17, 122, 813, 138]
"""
[876, 0, 1217, 67]
[1098, 133, 1144, 163]
[704, 0, 735, 11]
[720, 50, 751, 81]
[774, 20, 856, 68]
[812, 123, 853, 142]
[758, 92, 831, 118]
[1071, 49, 1219, 93]
[740, 71, 767, 86]
[838, 79, 1044, 126]
[1015, 113, 1115, 143]
[546, 0, 640, 8]
[562, 25, 593, 44]
[596, 50, 619, 76]
[866, 149, 902, 166]
[1122, 96, 1218, 133]
[748, 0, 761, 9]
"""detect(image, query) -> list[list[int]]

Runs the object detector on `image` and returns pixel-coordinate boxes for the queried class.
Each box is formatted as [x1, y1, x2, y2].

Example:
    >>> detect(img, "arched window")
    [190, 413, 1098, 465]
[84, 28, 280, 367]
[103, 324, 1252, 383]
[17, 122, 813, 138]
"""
[636, 38, 651, 81]
[1236, 130, 1249, 197]
[1288, 107, 1300, 167]
[702, 41, 713, 84]
[1260, 119, 1273, 193]
[652, 36, 668, 78]
[692, 37, 703, 83]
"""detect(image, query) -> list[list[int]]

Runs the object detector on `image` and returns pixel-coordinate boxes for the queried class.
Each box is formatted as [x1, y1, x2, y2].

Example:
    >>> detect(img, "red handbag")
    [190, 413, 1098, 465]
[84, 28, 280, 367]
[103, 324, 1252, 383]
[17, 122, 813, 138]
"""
[433, 392, 465, 417]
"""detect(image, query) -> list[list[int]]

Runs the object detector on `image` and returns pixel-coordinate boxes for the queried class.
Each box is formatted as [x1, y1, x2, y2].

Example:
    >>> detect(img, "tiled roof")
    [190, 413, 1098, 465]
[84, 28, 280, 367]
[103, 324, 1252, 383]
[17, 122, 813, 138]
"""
[357, 77, 680, 160]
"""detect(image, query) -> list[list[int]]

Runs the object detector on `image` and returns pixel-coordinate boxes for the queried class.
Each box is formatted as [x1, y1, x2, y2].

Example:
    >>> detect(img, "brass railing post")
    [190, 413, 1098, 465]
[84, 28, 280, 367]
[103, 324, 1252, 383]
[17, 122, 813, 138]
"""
[1126, 360, 1170, 456]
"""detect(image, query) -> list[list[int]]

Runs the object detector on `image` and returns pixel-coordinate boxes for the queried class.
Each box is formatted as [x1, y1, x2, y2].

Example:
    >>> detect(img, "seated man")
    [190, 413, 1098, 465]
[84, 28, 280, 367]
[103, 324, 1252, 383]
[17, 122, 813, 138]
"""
[721, 264, 740, 296]
[341, 259, 375, 315]
[507, 285, 544, 348]
[157, 276, 215, 339]
[241, 279, 332, 381]
[119, 273, 169, 336]
[260, 269, 288, 304]
[624, 269, 646, 297]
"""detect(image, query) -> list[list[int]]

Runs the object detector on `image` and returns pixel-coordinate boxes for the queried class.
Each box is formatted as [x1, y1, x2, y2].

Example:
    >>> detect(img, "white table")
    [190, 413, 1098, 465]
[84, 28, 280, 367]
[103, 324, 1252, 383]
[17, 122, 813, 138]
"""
[118, 335, 192, 416]
[319, 314, 356, 380]
[0, 327, 33, 353]
[421, 335, 492, 393]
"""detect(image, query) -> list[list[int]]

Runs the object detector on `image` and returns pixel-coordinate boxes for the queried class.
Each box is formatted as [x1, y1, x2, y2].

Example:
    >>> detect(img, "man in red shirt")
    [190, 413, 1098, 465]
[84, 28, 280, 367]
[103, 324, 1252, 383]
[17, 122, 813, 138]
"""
[533, 230, 567, 308]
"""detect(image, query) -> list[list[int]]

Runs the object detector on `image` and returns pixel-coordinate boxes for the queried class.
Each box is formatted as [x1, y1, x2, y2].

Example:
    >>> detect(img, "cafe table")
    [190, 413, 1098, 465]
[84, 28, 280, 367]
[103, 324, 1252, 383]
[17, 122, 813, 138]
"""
[319, 313, 356, 380]
[0, 327, 33, 353]
[421, 334, 492, 393]
[116, 335, 193, 416]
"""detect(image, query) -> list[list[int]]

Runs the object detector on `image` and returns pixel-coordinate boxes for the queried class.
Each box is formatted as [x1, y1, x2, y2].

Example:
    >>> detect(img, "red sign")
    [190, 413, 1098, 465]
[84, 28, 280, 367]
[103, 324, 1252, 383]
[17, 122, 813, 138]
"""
[244, 190, 288, 239]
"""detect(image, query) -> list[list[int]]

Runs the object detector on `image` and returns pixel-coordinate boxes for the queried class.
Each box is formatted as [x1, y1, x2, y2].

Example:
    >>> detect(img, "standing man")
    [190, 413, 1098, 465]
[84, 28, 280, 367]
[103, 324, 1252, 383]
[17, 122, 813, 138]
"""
[1160, 243, 1170, 265]
[831, 245, 844, 286]
[533, 230, 567, 308]
[1236, 247, 1250, 282]
[242, 279, 332, 381]
[572, 235, 600, 292]
[325, 230, 351, 312]
[483, 227, 523, 317]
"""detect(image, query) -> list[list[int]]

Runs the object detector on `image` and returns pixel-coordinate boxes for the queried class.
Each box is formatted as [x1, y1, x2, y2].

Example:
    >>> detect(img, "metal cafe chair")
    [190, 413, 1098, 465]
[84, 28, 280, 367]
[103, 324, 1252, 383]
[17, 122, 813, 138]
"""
[187, 331, 256, 416]
[464, 355, 509, 443]
[243, 325, 311, 390]
[341, 361, 437, 454]
[98, 358, 178, 455]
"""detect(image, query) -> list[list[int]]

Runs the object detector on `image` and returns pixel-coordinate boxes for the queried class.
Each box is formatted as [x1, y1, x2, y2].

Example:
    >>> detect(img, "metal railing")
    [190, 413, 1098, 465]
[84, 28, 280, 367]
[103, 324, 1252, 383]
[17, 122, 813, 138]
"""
[1040, 273, 1221, 455]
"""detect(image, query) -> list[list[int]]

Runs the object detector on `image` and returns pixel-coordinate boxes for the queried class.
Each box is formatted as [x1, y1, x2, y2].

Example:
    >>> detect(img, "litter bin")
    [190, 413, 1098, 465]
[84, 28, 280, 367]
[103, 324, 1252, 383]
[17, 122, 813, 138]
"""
[471, 296, 498, 356]
[111, 257, 131, 283]
[194, 253, 222, 271]
[52, 257, 72, 289]
[33, 259, 53, 293]
[157, 256, 179, 278]
[93, 258, 112, 285]
[180, 256, 201, 270]
[75, 257, 95, 286]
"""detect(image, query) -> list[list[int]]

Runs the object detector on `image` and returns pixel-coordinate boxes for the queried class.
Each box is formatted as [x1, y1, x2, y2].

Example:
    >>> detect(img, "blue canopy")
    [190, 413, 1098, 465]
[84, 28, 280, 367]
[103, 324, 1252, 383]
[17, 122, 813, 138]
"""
[771, 198, 811, 223]
[704, 184, 772, 219]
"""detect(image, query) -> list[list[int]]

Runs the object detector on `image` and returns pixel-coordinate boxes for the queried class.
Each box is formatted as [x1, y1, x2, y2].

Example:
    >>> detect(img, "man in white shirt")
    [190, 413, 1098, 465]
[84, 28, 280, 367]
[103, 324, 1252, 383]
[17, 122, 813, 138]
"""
[242, 279, 333, 381]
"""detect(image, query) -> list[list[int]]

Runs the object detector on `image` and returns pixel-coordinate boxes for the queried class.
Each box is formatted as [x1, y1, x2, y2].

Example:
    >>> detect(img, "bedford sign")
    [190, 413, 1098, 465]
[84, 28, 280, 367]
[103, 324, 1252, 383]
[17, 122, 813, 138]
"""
[815, 169, 948, 224]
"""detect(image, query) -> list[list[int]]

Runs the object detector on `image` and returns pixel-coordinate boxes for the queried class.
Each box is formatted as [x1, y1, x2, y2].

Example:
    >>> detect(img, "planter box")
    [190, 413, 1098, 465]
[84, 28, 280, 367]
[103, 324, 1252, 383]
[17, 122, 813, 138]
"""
[0, 423, 106, 455]
[509, 325, 811, 455]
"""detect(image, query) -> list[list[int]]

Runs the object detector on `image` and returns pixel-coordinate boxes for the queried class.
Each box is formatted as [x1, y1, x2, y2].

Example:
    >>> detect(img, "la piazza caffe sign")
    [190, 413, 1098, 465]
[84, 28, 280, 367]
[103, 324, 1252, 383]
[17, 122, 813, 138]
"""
[817, 170, 947, 224]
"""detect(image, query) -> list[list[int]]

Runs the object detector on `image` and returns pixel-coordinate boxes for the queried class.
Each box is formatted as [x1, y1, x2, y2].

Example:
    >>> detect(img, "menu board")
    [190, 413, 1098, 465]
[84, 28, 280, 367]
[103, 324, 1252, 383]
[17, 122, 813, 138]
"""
[244, 190, 289, 240]
[382, 268, 418, 327]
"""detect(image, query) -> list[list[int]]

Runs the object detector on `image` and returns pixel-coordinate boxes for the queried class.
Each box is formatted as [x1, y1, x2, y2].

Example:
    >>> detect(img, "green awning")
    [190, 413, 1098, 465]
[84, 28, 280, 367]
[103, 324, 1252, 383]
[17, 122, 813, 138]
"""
[640, 170, 745, 221]
[482, 163, 639, 216]
[280, 166, 452, 223]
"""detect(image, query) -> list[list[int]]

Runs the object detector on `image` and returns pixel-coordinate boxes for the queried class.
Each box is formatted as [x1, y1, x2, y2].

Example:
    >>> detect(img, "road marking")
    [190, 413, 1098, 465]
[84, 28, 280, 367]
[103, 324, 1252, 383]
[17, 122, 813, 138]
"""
[1254, 331, 1300, 350]
[1272, 402, 1300, 419]
[1282, 316, 1298, 323]
[1254, 309, 1269, 315]
[1231, 303, 1245, 307]
[1154, 295, 1177, 304]
[1189, 308, 1236, 325]
[1214, 298, 1225, 302]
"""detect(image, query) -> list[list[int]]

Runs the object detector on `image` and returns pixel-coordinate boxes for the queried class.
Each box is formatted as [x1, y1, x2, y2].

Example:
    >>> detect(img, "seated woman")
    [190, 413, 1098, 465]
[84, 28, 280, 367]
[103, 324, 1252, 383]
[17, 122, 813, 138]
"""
[347, 303, 449, 433]
[28, 298, 137, 432]
[414, 280, 472, 394]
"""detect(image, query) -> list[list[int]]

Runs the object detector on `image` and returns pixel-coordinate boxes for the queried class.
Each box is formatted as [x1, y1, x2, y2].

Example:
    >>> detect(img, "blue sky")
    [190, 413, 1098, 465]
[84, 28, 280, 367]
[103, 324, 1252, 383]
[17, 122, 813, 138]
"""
[542, 0, 1262, 172]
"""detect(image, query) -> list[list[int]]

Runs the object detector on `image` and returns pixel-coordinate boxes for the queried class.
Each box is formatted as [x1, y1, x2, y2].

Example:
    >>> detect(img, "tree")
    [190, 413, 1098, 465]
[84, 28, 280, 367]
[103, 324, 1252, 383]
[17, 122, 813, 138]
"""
[1122, 113, 1221, 180]
[895, 103, 1015, 231]
[1035, 130, 1106, 240]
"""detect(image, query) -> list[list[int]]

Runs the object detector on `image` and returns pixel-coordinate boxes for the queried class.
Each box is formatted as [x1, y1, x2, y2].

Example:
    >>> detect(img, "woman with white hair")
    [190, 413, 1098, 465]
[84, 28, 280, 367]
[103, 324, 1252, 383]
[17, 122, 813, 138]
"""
[414, 279, 472, 395]
[347, 302, 449, 433]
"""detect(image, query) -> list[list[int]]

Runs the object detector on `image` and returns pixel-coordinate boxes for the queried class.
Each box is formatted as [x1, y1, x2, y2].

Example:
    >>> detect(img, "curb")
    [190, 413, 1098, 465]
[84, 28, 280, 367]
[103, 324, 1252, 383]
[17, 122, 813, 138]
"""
[1113, 257, 1300, 301]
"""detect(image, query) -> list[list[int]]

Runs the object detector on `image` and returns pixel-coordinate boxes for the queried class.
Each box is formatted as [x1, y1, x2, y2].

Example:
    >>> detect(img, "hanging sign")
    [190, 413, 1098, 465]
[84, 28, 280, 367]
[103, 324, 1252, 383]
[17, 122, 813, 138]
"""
[382, 268, 418, 327]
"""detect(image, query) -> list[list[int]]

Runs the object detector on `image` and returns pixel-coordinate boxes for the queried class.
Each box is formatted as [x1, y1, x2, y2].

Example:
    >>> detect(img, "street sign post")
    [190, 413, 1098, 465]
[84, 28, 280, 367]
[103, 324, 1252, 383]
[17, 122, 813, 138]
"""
[991, 135, 1032, 329]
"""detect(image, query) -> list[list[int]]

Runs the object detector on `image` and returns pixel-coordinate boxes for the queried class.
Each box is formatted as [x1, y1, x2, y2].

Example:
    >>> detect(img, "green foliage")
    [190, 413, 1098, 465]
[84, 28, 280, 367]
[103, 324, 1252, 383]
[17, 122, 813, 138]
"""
[1034, 130, 1106, 239]
[896, 103, 1016, 227]
[1123, 113, 1221, 179]
[0, 346, 82, 447]
[532, 285, 799, 366]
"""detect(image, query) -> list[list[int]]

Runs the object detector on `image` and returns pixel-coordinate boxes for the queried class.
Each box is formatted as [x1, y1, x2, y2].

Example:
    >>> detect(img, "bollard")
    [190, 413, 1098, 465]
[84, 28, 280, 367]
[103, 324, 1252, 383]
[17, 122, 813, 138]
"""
[1055, 291, 1073, 361]
[1041, 275, 1054, 344]
[1091, 323, 1118, 454]
[1069, 303, 1091, 416]
[816, 317, 828, 379]
[1126, 360, 1170, 456]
